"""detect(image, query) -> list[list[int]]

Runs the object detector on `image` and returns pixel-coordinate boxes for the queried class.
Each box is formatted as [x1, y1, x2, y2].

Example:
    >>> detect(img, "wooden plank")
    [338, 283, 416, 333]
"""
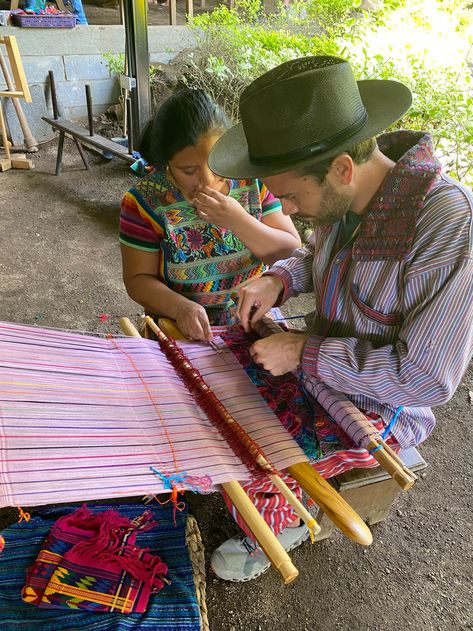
[1, 36, 32, 103]
[42, 116, 135, 163]
[11, 155, 33, 169]
[0, 91, 25, 99]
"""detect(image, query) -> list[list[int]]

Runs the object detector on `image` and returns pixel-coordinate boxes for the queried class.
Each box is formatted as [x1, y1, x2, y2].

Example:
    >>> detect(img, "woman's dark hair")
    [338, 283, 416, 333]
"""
[139, 88, 229, 167]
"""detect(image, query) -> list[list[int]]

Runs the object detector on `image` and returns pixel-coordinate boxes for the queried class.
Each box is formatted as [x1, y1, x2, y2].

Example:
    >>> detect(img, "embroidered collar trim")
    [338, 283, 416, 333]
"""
[353, 131, 441, 261]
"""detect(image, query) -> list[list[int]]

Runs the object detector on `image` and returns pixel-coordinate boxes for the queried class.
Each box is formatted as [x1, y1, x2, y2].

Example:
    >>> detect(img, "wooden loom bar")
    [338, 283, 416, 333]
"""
[149, 317, 373, 547]
[119, 317, 299, 584]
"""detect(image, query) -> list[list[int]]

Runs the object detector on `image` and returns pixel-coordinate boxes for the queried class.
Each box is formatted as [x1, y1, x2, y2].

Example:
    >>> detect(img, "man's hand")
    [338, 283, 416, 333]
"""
[249, 332, 306, 376]
[237, 275, 283, 332]
[193, 186, 246, 230]
[175, 301, 212, 342]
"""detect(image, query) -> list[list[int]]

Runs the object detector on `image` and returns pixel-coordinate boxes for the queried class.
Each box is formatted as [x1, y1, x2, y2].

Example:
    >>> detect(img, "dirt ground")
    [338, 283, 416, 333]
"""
[0, 138, 472, 631]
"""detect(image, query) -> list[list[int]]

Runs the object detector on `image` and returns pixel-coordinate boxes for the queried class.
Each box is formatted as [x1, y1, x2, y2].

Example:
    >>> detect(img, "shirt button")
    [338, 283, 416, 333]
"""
[334, 258, 342, 264]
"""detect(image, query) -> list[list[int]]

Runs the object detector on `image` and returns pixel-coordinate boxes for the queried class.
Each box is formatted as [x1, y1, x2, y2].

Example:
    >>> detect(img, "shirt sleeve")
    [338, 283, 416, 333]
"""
[264, 241, 316, 303]
[302, 184, 473, 409]
[119, 190, 163, 252]
[257, 179, 282, 216]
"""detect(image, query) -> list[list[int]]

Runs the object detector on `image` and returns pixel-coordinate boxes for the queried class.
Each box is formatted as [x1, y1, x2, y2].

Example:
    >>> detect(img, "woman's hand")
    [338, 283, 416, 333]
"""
[175, 300, 213, 342]
[193, 186, 247, 231]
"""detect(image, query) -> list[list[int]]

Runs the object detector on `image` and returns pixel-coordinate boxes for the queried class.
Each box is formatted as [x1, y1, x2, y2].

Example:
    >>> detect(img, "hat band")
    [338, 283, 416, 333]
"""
[249, 109, 368, 166]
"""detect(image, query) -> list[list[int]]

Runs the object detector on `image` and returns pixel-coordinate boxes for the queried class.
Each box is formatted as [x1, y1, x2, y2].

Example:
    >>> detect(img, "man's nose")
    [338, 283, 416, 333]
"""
[281, 199, 298, 215]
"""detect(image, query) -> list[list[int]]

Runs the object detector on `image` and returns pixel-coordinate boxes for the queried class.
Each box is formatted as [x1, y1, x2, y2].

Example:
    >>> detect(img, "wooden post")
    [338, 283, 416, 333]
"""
[85, 85, 94, 137]
[186, 0, 193, 20]
[168, 0, 177, 25]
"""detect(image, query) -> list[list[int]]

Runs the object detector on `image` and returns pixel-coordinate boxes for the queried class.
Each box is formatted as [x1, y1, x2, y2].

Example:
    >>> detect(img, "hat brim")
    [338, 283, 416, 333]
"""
[209, 79, 412, 179]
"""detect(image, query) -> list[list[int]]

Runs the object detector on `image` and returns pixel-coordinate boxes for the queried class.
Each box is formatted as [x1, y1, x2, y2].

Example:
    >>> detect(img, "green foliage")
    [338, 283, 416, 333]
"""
[185, 0, 344, 119]
[102, 52, 125, 76]
[182, 0, 473, 185]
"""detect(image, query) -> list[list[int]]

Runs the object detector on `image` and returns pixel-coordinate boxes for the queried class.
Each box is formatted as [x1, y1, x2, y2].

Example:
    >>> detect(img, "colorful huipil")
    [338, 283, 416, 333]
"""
[119, 170, 281, 325]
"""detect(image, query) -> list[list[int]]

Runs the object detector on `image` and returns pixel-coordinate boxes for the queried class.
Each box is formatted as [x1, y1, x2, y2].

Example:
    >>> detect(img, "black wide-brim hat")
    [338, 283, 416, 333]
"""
[209, 56, 412, 179]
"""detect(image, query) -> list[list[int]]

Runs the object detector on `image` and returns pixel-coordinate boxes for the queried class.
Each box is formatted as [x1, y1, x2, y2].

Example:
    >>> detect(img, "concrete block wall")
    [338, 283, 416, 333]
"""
[0, 25, 196, 120]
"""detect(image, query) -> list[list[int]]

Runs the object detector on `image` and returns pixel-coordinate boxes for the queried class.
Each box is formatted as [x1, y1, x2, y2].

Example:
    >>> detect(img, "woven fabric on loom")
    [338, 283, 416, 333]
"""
[219, 326, 398, 478]
[0, 502, 202, 630]
[0, 322, 307, 508]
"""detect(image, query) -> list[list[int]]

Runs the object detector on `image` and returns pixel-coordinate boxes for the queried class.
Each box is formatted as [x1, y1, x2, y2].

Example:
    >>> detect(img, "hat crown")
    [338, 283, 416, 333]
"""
[240, 56, 368, 165]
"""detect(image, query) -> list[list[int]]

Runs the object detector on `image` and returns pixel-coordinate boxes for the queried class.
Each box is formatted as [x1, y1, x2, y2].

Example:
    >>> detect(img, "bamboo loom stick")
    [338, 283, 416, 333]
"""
[365, 439, 416, 490]
[151, 317, 373, 547]
[379, 438, 418, 483]
[119, 317, 299, 584]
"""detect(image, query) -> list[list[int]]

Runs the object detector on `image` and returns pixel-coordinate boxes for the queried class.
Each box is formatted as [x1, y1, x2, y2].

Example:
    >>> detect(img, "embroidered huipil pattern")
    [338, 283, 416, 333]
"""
[119, 171, 281, 323]
[270, 132, 473, 448]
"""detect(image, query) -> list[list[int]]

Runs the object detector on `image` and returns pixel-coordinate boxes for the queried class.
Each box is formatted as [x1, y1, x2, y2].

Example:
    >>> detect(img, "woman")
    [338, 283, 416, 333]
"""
[119, 88, 300, 341]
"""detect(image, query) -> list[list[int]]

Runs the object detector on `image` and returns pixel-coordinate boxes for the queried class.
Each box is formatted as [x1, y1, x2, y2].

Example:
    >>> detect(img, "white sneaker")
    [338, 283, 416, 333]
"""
[210, 524, 309, 582]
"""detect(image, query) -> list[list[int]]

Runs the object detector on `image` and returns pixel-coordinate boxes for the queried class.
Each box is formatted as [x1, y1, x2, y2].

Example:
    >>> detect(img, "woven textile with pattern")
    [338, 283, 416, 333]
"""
[0, 502, 202, 630]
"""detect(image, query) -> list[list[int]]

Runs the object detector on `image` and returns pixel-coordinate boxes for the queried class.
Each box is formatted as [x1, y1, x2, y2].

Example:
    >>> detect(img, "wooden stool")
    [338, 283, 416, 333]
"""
[314, 447, 427, 540]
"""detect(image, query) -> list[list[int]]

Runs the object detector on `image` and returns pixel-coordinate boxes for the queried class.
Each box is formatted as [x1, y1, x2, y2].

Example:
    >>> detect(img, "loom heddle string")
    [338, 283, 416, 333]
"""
[148, 321, 278, 479]
[109, 337, 213, 515]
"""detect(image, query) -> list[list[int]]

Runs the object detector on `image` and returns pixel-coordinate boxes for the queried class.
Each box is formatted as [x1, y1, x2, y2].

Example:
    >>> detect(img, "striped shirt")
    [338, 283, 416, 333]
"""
[270, 131, 473, 448]
[120, 170, 281, 323]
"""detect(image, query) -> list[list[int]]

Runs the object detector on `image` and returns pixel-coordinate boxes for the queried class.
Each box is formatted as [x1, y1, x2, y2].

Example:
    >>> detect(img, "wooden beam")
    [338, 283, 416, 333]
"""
[169, 0, 177, 25]
[186, 0, 193, 20]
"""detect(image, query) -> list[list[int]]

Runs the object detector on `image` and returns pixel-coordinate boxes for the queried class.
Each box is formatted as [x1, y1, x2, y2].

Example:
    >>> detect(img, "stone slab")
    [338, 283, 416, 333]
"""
[55, 78, 119, 108]
[64, 55, 111, 81]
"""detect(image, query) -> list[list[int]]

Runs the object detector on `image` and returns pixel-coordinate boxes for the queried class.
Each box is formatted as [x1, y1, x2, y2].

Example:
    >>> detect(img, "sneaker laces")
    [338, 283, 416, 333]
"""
[241, 536, 259, 556]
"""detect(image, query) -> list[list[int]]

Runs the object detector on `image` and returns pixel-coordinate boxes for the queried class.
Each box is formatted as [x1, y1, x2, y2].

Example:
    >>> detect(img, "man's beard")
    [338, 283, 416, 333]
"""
[311, 180, 352, 227]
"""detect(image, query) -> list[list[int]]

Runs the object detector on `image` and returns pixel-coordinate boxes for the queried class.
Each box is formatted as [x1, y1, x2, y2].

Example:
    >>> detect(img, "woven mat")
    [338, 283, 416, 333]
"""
[0, 502, 204, 630]
[186, 515, 209, 631]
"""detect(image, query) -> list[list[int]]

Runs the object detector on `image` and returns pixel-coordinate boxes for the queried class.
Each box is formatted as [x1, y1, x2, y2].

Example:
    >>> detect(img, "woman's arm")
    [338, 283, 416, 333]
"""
[121, 245, 212, 341]
[193, 187, 301, 265]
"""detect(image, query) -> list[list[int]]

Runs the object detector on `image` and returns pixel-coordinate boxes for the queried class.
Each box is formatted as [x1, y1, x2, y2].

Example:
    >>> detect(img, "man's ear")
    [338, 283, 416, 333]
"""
[329, 154, 354, 185]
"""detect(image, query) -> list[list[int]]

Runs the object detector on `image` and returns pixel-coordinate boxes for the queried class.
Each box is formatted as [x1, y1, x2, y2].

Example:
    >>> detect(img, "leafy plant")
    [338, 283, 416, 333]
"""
[102, 52, 125, 76]
[180, 0, 473, 185]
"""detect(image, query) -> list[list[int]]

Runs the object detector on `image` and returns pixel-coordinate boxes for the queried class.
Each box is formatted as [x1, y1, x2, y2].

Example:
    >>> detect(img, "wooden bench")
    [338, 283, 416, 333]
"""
[314, 447, 427, 539]
[42, 115, 135, 175]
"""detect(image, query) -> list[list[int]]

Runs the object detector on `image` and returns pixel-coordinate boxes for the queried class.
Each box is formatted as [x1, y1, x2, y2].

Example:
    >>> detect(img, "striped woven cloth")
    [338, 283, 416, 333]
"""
[0, 502, 201, 630]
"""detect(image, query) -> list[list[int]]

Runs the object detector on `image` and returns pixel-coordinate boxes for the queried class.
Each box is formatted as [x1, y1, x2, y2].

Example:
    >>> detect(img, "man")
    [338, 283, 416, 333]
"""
[207, 55, 473, 581]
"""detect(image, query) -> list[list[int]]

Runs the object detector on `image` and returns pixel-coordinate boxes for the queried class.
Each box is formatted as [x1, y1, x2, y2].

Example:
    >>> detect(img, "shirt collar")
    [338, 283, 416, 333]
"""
[352, 131, 442, 261]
